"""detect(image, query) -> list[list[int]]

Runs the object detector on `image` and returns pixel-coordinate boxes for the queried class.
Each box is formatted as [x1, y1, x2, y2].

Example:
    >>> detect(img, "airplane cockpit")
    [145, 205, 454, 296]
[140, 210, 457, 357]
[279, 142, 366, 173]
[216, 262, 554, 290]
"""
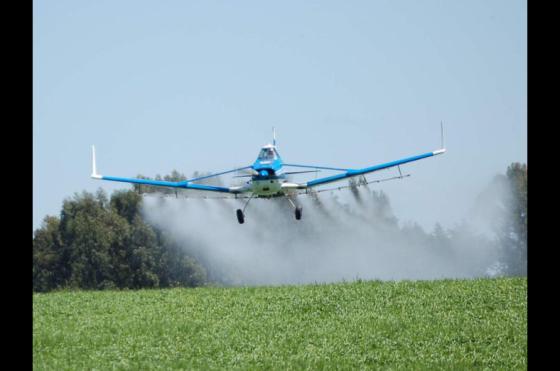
[257, 147, 278, 161]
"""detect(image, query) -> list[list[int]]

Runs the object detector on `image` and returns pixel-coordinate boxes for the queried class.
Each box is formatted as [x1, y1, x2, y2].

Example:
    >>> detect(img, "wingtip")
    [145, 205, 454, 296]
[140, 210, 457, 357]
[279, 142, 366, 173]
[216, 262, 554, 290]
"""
[433, 148, 447, 155]
[91, 145, 101, 178]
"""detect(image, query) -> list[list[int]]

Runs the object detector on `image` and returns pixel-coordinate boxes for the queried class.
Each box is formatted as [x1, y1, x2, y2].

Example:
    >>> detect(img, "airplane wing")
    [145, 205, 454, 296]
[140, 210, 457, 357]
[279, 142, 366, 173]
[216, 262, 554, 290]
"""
[90, 146, 251, 194]
[282, 148, 446, 190]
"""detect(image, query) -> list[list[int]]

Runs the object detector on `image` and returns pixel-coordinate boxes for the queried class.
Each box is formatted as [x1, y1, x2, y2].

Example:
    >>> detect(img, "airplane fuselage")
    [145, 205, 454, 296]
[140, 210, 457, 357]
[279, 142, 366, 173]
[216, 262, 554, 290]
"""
[251, 177, 284, 196]
[247, 144, 289, 197]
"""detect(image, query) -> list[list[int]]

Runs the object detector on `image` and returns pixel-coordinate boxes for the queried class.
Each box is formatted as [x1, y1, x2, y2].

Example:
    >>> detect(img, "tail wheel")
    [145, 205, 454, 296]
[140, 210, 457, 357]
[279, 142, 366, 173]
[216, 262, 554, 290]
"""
[295, 207, 302, 220]
[236, 209, 245, 224]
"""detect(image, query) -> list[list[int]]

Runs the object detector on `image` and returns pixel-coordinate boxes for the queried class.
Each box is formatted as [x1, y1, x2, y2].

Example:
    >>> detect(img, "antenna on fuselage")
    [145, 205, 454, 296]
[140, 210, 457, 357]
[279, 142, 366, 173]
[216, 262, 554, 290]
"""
[272, 127, 276, 147]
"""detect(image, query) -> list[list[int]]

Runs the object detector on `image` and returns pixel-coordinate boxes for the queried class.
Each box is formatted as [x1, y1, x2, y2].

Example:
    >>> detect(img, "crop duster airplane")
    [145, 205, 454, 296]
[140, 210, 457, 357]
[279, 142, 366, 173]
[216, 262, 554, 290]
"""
[91, 127, 446, 224]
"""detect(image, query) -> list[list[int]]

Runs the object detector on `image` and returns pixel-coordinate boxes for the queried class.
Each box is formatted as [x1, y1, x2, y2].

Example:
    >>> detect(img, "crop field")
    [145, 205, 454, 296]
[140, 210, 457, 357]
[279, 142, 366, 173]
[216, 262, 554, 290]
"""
[33, 277, 526, 370]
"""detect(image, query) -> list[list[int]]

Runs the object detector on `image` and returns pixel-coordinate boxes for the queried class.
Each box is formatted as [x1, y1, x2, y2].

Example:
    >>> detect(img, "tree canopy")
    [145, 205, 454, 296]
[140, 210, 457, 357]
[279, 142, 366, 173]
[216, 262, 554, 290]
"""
[33, 188, 207, 292]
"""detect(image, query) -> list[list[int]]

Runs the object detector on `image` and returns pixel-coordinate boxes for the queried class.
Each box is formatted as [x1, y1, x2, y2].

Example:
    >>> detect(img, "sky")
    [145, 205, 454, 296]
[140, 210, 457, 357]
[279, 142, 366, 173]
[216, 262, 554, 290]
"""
[33, 0, 526, 232]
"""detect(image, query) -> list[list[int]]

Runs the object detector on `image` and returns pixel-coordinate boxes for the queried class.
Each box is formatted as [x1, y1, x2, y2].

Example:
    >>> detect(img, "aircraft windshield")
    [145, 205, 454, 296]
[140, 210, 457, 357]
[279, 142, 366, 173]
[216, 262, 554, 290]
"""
[258, 148, 276, 160]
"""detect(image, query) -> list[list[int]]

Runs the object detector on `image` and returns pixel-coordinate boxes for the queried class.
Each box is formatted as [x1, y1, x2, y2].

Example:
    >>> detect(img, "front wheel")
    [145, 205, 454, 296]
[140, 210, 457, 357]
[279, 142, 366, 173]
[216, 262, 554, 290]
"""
[236, 209, 245, 224]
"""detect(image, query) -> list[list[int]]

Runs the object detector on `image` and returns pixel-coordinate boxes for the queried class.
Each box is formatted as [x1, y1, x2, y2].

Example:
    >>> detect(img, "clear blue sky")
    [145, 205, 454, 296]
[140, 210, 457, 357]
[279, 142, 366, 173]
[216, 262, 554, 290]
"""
[33, 0, 526, 231]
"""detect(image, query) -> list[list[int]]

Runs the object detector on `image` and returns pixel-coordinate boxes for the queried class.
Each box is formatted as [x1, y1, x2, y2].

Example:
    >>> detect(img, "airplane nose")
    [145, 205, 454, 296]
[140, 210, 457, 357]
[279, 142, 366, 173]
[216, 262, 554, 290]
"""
[260, 170, 269, 177]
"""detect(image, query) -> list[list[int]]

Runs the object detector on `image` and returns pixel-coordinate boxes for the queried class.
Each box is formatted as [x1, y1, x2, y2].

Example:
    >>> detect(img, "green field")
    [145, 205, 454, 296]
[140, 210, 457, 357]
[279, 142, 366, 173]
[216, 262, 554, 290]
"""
[33, 277, 527, 370]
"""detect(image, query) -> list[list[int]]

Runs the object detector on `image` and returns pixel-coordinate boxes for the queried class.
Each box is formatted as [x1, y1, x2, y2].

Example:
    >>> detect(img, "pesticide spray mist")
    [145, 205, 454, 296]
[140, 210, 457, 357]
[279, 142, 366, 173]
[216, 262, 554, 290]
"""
[141, 186, 502, 286]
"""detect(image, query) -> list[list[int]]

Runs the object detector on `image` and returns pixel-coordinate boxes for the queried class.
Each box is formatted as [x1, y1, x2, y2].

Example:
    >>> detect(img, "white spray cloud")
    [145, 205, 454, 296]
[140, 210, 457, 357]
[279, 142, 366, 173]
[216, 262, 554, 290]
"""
[141, 185, 503, 285]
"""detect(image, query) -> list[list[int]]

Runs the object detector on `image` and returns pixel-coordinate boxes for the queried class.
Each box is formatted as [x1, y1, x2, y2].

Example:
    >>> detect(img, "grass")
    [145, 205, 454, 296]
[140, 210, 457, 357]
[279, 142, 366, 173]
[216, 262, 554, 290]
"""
[33, 277, 527, 370]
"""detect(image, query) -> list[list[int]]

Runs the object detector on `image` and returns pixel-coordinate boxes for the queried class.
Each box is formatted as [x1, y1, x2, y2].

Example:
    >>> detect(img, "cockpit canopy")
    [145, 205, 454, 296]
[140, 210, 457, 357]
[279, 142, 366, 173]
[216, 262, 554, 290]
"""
[257, 146, 278, 161]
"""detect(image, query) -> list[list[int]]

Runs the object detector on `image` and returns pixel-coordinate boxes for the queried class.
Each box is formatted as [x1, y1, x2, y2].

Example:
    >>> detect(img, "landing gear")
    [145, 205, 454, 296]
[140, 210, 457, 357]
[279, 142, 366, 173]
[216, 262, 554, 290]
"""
[236, 209, 245, 224]
[236, 193, 255, 224]
[286, 196, 303, 221]
[295, 206, 303, 220]
[236, 193, 303, 224]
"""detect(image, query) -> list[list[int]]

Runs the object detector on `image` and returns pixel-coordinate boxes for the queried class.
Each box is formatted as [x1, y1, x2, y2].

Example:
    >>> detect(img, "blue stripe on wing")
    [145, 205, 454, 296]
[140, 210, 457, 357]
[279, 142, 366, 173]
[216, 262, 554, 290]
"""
[306, 151, 439, 187]
[101, 176, 231, 193]
[102, 176, 186, 187]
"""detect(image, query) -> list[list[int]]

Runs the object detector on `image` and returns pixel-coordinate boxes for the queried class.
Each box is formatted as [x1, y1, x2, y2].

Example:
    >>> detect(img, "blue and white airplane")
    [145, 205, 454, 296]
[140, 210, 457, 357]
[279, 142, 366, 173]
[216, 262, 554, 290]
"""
[91, 127, 446, 224]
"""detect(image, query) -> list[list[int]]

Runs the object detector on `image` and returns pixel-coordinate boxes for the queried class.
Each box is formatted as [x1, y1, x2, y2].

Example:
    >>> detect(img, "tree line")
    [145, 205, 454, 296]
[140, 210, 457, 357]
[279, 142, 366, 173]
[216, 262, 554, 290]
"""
[33, 163, 526, 292]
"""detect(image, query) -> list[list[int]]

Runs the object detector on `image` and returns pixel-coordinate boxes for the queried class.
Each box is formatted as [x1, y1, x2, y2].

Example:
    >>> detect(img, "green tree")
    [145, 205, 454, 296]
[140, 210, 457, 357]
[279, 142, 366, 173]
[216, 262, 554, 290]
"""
[502, 163, 527, 275]
[110, 189, 143, 224]
[59, 190, 130, 289]
[33, 216, 63, 292]
[33, 184, 209, 292]
[127, 217, 161, 288]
